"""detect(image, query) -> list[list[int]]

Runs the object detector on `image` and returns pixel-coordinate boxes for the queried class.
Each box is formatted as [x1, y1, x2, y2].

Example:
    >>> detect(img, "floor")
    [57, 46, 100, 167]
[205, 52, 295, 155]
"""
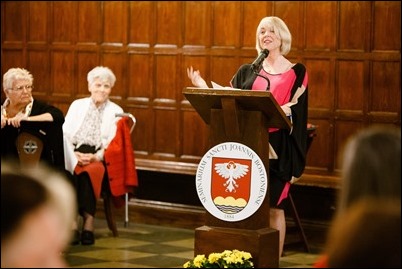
[64, 219, 326, 268]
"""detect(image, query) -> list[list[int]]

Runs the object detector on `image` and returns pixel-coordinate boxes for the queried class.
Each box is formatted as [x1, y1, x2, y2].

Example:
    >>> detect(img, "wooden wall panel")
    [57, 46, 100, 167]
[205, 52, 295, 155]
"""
[155, 55, 178, 99]
[183, 2, 211, 46]
[339, 2, 369, 51]
[154, 109, 177, 157]
[129, 1, 153, 45]
[54, 102, 71, 116]
[337, 61, 364, 110]
[51, 51, 74, 96]
[371, 62, 400, 113]
[103, 1, 127, 45]
[212, 2, 241, 47]
[28, 2, 47, 42]
[306, 59, 334, 174]
[181, 111, 209, 160]
[305, 1, 337, 50]
[1, 51, 24, 73]
[307, 60, 333, 111]
[127, 54, 152, 99]
[156, 2, 181, 45]
[2, 2, 24, 43]
[27, 51, 50, 96]
[131, 108, 152, 155]
[1, 1, 401, 189]
[77, 1, 100, 43]
[373, 1, 401, 51]
[306, 119, 333, 171]
[52, 2, 75, 43]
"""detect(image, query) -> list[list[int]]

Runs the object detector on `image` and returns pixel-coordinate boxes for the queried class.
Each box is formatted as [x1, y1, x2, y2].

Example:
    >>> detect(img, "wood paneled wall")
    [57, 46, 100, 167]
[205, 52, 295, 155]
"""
[2, 1, 401, 188]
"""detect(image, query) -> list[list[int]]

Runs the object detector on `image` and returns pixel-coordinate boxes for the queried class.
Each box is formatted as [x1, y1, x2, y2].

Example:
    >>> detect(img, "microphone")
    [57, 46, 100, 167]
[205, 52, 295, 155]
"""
[251, 49, 269, 72]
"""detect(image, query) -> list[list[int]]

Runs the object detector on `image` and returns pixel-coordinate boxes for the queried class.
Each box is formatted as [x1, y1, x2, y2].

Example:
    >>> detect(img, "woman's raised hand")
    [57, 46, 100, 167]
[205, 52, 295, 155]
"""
[187, 66, 209, 88]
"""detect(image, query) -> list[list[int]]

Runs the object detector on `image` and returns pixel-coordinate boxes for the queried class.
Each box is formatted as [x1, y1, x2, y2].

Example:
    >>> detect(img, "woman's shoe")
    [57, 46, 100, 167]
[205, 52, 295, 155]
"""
[70, 230, 81, 245]
[81, 230, 95, 245]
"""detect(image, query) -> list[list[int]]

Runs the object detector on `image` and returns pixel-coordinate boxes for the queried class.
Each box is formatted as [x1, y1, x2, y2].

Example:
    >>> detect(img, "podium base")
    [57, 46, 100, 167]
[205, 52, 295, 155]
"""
[194, 225, 279, 268]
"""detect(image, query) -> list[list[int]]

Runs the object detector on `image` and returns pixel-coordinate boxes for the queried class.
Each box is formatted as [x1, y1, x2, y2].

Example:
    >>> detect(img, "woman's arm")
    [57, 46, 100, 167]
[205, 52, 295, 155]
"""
[30, 100, 65, 124]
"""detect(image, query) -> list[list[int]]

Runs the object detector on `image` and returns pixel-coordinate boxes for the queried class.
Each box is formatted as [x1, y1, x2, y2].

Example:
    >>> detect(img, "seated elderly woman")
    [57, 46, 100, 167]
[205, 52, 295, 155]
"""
[1, 68, 65, 170]
[63, 66, 125, 245]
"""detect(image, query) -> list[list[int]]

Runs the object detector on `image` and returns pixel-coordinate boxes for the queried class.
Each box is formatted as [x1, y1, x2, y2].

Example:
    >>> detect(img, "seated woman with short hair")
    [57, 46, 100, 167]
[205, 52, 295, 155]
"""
[1, 67, 65, 170]
[63, 66, 124, 245]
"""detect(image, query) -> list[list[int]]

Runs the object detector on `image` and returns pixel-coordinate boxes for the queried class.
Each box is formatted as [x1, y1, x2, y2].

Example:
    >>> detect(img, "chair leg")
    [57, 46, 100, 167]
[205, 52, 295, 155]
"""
[288, 193, 310, 252]
[103, 194, 119, 237]
[124, 193, 129, 227]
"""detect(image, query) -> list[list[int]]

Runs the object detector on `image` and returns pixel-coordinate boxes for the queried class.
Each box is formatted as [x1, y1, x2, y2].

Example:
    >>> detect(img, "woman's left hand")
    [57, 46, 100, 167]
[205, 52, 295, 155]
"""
[6, 114, 28, 128]
[187, 66, 209, 88]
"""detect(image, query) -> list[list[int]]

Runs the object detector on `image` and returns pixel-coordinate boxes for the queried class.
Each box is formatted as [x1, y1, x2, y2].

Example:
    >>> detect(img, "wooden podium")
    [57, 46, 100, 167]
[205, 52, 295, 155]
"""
[183, 87, 291, 268]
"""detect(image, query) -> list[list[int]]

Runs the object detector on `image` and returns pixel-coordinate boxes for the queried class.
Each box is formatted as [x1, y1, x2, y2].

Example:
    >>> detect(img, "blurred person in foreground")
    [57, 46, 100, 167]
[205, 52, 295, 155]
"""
[324, 198, 400, 268]
[314, 125, 401, 267]
[1, 162, 76, 268]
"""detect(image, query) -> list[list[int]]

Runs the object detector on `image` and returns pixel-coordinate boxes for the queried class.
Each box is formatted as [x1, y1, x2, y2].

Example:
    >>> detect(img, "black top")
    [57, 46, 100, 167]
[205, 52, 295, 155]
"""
[1, 99, 65, 171]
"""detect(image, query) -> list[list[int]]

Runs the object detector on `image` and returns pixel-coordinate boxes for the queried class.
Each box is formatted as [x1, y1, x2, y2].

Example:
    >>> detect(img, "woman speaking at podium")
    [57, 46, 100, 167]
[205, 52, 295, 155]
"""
[187, 16, 308, 257]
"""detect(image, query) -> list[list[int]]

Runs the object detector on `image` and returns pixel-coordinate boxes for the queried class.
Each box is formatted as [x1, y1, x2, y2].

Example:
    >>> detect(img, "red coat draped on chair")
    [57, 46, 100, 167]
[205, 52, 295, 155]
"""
[104, 117, 138, 207]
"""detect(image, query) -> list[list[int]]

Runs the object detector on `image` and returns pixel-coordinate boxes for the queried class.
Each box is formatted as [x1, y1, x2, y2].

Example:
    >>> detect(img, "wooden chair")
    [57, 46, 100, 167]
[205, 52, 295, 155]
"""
[284, 124, 317, 253]
[103, 185, 119, 237]
[16, 131, 44, 168]
[103, 113, 137, 237]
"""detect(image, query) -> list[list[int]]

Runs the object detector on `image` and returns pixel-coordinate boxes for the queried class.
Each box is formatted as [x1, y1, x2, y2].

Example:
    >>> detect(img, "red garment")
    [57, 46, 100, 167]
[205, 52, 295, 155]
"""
[74, 162, 105, 200]
[104, 117, 138, 207]
[313, 254, 328, 268]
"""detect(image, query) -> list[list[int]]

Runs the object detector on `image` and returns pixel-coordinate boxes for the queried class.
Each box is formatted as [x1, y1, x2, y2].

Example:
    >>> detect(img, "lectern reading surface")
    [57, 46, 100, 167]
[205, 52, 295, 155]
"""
[183, 87, 291, 130]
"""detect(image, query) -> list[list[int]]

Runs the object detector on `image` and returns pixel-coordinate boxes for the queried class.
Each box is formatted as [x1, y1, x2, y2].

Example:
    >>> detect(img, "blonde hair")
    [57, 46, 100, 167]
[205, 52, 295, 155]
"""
[255, 16, 292, 55]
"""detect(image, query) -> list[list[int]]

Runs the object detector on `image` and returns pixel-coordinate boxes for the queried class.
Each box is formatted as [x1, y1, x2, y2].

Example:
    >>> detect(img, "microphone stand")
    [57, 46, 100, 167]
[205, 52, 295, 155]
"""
[252, 68, 271, 91]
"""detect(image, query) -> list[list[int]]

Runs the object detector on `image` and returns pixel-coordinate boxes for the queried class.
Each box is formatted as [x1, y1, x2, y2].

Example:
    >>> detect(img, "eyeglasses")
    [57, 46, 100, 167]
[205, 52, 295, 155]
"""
[7, 85, 34, 92]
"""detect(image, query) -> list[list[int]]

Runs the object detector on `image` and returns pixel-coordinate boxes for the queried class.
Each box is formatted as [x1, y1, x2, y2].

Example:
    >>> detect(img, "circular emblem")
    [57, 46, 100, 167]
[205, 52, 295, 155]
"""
[196, 142, 268, 222]
[23, 140, 39, 154]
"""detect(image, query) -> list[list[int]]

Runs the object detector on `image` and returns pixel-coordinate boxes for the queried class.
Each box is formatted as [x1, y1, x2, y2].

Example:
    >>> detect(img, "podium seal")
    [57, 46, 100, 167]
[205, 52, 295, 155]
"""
[196, 142, 268, 222]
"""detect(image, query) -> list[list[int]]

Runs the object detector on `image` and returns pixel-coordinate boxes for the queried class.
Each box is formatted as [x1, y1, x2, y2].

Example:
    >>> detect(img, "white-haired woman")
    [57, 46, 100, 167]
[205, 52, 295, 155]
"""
[1, 67, 65, 169]
[63, 66, 123, 245]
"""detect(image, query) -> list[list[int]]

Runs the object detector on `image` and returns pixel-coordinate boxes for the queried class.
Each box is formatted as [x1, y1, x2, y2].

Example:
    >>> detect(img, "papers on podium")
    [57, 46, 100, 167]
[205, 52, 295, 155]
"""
[211, 81, 241, 90]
